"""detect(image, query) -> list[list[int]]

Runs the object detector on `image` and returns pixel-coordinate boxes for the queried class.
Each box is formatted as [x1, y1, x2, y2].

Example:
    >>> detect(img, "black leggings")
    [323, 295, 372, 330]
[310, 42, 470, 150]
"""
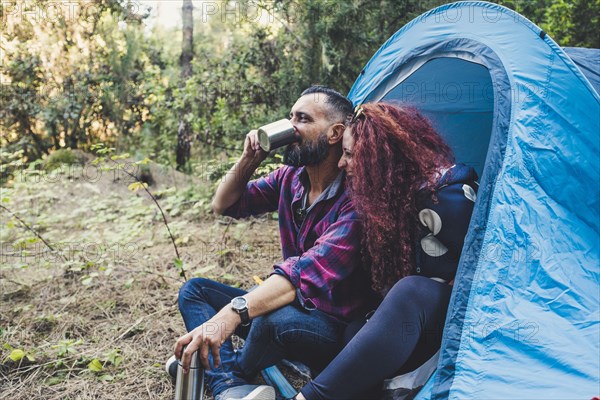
[300, 275, 452, 400]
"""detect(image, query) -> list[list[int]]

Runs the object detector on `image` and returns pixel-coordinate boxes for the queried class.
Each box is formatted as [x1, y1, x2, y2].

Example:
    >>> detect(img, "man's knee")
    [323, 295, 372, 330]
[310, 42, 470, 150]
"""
[254, 307, 339, 347]
[178, 277, 214, 310]
[248, 309, 288, 340]
[245, 306, 306, 346]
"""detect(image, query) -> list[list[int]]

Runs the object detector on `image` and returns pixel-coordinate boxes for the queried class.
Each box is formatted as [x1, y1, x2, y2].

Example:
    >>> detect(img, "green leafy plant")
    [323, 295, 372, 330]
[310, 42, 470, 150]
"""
[43, 149, 86, 171]
[87, 358, 104, 372]
[91, 353, 127, 382]
[52, 339, 83, 358]
[3, 343, 36, 363]
[104, 348, 124, 367]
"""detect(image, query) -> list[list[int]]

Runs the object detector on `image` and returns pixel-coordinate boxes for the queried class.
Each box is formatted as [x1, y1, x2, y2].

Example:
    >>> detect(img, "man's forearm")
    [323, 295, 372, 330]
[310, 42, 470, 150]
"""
[243, 274, 296, 318]
[212, 155, 261, 215]
[210, 275, 296, 338]
[209, 275, 295, 337]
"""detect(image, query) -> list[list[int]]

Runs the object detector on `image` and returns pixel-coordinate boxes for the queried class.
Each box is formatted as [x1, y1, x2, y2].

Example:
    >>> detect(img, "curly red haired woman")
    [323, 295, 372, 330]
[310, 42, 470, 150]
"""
[296, 103, 479, 400]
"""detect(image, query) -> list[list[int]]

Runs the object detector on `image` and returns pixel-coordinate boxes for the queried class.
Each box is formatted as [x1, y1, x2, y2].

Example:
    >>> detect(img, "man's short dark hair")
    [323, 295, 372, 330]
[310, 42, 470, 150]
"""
[301, 86, 353, 123]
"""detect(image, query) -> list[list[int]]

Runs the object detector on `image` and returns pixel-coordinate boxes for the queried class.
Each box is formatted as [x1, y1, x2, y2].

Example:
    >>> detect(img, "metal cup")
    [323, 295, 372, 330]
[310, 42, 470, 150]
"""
[258, 119, 298, 152]
[174, 348, 205, 400]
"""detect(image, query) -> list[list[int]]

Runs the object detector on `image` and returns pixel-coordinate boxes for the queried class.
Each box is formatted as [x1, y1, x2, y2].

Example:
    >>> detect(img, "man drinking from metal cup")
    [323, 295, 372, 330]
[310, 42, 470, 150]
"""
[172, 86, 377, 400]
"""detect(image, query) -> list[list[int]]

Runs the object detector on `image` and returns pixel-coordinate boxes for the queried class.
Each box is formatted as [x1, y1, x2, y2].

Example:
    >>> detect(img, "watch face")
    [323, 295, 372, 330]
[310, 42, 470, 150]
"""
[231, 297, 247, 310]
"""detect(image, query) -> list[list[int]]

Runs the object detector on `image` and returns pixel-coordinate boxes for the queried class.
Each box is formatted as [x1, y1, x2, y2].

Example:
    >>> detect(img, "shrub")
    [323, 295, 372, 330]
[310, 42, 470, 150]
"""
[43, 149, 87, 171]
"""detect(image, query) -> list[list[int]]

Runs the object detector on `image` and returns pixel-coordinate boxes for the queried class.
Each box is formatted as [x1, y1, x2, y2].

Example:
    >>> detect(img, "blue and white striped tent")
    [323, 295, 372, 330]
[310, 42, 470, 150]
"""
[348, 2, 600, 398]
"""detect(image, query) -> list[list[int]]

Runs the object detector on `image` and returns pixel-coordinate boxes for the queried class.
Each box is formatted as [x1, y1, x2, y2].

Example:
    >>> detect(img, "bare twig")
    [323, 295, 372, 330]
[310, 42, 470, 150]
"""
[0, 252, 50, 258]
[114, 317, 144, 342]
[135, 266, 183, 283]
[221, 218, 233, 244]
[0, 204, 67, 263]
[2, 367, 42, 399]
[106, 158, 187, 281]
[111, 306, 172, 345]
[0, 275, 31, 288]
[145, 376, 152, 398]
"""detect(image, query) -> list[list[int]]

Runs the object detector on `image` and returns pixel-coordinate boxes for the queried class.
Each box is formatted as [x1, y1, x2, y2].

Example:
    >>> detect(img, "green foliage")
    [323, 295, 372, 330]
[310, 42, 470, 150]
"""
[52, 339, 82, 358]
[87, 349, 126, 381]
[1, 0, 597, 173]
[542, 0, 600, 47]
[88, 358, 104, 372]
[43, 149, 84, 171]
[174, 258, 186, 278]
[3, 343, 36, 362]
[497, 0, 599, 47]
[1, 0, 154, 162]
[0, 149, 25, 184]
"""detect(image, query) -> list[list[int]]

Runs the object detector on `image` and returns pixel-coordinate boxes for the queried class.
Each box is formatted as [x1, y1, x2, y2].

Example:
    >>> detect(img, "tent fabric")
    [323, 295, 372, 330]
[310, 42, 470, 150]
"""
[563, 47, 600, 94]
[347, 2, 600, 399]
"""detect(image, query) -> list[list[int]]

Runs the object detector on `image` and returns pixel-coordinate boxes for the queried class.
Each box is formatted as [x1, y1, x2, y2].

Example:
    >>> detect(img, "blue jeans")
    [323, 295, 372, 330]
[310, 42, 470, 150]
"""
[178, 278, 346, 397]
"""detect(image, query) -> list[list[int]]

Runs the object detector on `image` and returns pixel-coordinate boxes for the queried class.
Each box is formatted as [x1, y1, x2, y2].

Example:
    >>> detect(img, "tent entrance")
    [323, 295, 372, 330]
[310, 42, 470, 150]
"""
[359, 53, 511, 396]
[378, 57, 495, 178]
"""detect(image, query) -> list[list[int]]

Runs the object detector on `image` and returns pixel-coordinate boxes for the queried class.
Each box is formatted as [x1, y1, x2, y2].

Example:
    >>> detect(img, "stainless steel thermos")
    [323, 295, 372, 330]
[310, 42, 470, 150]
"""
[257, 119, 298, 152]
[174, 348, 205, 400]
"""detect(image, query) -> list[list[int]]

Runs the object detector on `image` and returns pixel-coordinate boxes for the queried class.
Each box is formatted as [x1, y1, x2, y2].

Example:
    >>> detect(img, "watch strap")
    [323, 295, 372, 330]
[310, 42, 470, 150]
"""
[238, 308, 250, 326]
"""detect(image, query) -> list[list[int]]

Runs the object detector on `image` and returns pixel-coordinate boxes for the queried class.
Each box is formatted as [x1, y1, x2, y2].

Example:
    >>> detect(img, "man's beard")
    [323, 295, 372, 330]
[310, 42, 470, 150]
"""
[282, 131, 329, 167]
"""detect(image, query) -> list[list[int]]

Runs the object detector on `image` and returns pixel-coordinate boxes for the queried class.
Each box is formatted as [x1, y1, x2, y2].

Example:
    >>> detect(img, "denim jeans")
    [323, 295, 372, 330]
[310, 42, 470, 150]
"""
[178, 278, 346, 397]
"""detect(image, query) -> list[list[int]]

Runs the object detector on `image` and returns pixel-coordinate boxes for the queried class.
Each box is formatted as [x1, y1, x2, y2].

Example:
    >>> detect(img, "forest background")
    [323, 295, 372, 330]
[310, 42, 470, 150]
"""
[0, 1, 599, 399]
[2, 0, 599, 174]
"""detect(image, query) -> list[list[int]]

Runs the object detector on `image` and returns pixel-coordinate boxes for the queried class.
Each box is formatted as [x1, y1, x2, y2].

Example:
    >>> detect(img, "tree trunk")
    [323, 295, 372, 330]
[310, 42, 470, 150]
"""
[304, 0, 322, 85]
[176, 0, 194, 170]
[21, 118, 46, 160]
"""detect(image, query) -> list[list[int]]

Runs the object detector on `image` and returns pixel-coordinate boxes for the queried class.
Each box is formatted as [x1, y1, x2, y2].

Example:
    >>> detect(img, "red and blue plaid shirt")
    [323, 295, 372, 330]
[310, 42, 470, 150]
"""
[223, 165, 377, 322]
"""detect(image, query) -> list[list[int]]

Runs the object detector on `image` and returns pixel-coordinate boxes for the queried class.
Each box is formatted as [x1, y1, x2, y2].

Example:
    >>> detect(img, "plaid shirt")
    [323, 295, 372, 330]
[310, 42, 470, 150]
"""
[223, 165, 376, 322]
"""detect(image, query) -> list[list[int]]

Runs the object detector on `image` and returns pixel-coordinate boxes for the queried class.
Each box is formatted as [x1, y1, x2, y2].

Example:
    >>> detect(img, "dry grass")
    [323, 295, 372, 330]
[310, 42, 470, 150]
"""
[0, 160, 286, 399]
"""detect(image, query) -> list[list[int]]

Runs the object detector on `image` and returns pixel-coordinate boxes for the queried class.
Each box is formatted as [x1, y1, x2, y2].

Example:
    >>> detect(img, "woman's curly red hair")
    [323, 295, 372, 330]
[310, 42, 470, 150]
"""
[348, 103, 454, 292]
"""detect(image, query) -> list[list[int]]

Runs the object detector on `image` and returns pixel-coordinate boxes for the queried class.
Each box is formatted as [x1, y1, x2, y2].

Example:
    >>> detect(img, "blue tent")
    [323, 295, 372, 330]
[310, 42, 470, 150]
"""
[348, 2, 600, 398]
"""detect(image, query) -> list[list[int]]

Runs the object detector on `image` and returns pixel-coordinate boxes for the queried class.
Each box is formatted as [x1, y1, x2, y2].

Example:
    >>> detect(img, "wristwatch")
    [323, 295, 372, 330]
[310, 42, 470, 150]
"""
[231, 296, 250, 326]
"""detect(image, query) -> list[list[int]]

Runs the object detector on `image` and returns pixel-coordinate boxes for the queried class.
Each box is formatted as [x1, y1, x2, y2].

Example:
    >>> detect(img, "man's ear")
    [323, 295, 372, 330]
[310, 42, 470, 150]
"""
[328, 123, 346, 144]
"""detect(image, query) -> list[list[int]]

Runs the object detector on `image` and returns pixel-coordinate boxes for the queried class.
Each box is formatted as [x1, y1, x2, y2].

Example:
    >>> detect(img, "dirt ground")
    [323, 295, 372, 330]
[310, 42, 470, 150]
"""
[0, 159, 296, 399]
